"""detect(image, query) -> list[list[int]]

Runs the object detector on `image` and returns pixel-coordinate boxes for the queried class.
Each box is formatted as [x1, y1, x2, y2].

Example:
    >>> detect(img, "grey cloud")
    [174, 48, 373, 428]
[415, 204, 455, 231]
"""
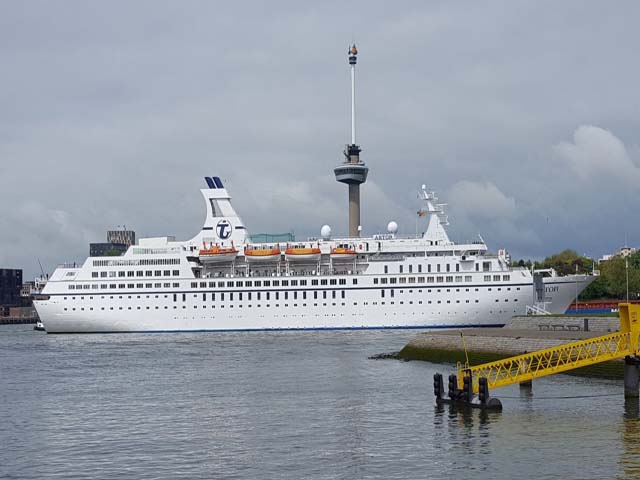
[2, 1, 640, 278]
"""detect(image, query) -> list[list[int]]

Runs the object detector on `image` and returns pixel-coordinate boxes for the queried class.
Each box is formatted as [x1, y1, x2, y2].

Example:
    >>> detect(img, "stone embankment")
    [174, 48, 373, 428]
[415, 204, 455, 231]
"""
[0, 306, 38, 325]
[398, 316, 623, 378]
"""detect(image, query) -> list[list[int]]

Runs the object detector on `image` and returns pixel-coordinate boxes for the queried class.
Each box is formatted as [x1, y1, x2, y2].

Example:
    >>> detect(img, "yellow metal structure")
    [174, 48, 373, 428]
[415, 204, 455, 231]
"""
[458, 303, 640, 394]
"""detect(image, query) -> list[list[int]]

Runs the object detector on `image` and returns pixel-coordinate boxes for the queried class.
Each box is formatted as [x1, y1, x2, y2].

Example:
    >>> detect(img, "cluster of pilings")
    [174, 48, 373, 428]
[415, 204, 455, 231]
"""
[433, 373, 502, 411]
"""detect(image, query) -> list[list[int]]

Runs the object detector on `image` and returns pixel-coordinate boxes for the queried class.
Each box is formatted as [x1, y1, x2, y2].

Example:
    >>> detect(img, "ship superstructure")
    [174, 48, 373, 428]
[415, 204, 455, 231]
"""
[34, 178, 594, 333]
[33, 46, 596, 333]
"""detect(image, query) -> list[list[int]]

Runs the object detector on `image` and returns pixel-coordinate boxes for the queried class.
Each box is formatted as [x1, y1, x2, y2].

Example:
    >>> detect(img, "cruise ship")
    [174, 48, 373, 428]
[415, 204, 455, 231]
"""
[33, 46, 596, 333]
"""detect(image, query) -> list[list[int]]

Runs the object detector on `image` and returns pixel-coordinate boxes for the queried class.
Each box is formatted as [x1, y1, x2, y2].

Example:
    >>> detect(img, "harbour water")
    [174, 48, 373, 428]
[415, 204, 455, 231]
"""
[1, 324, 639, 479]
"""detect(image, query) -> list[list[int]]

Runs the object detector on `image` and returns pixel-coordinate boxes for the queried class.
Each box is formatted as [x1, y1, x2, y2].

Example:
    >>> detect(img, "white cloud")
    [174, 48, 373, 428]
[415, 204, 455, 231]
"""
[553, 125, 640, 183]
[448, 181, 517, 220]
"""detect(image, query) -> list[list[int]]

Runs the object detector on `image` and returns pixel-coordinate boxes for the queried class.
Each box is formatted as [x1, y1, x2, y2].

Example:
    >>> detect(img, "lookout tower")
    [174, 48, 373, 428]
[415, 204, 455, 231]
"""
[334, 44, 368, 238]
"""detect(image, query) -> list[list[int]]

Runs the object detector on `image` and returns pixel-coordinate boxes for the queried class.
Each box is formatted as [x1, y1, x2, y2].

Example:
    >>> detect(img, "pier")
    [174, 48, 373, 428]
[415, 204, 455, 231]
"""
[400, 316, 623, 378]
[426, 304, 640, 410]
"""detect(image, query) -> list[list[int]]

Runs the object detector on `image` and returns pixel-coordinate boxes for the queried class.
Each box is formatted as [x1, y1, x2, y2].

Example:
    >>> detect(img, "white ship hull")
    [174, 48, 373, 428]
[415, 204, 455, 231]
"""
[35, 273, 589, 333]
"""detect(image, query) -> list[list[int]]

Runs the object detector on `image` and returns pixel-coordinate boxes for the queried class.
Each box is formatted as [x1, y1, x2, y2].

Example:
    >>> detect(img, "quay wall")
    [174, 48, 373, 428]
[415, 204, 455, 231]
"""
[505, 315, 619, 333]
[0, 306, 38, 325]
[0, 317, 38, 325]
[399, 327, 624, 378]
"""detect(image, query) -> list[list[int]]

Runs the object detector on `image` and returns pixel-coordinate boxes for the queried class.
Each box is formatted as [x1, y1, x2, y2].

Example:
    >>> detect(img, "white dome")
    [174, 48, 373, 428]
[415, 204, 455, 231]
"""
[320, 225, 332, 239]
[387, 221, 398, 234]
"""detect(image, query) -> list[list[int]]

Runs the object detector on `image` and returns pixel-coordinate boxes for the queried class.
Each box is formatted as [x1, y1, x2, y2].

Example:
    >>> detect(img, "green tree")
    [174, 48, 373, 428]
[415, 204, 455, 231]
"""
[579, 275, 609, 300]
[597, 256, 640, 300]
[628, 251, 640, 269]
[541, 249, 592, 275]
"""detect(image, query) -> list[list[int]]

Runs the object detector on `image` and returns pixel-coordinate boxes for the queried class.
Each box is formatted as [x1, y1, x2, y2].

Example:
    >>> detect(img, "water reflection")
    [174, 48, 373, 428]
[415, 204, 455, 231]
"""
[619, 398, 640, 479]
[433, 402, 500, 470]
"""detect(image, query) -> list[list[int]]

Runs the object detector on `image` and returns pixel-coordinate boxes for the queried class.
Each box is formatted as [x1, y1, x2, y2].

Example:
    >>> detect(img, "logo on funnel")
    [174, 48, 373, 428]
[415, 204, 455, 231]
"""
[216, 219, 232, 240]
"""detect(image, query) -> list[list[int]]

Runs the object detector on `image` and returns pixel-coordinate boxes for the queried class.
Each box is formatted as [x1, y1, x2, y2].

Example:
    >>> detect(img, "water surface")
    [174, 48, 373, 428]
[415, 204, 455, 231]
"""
[1, 324, 638, 479]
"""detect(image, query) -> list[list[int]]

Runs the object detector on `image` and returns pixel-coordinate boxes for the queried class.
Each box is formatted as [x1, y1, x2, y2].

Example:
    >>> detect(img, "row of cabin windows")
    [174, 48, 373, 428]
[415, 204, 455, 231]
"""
[190, 278, 356, 289]
[384, 261, 495, 275]
[70, 282, 180, 290]
[65, 304, 349, 311]
[92, 258, 180, 267]
[380, 288, 520, 304]
[373, 274, 510, 285]
[66, 283, 521, 298]
[63, 298, 519, 312]
[64, 304, 521, 313]
[64, 286, 521, 303]
[70, 273, 514, 291]
[174, 290, 348, 302]
[91, 270, 180, 279]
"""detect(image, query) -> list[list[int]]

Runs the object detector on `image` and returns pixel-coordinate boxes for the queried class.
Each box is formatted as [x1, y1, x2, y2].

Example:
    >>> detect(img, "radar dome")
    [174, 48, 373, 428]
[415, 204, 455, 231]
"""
[387, 221, 398, 234]
[320, 225, 332, 239]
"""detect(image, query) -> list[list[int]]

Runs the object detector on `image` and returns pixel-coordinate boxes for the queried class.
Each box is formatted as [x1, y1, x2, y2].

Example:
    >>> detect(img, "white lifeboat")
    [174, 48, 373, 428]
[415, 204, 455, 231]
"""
[199, 244, 238, 263]
[285, 245, 321, 262]
[330, 244, 357, 261]
[244, 246, 282, 263]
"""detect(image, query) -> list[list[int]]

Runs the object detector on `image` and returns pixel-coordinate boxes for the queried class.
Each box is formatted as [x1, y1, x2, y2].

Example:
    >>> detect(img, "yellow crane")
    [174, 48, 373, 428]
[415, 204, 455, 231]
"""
[434, 303, 640, 409]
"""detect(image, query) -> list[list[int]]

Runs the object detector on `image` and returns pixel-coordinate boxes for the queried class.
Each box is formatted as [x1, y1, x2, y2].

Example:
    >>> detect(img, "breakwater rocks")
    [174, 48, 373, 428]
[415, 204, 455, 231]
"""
[399, 316, 624, 379]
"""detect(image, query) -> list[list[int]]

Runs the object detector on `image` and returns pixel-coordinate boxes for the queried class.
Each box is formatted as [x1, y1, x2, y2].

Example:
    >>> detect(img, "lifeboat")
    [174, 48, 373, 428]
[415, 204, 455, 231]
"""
[330, 245, 357, 261]
[199, 245, 238, 263]
[285, 246, 321, 262]
[244, 246, 282, 263]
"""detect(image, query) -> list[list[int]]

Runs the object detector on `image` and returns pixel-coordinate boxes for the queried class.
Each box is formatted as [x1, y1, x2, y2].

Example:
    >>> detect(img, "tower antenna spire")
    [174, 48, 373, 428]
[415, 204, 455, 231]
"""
[350, 44, 357, 145]
[334, 44, 369, 238]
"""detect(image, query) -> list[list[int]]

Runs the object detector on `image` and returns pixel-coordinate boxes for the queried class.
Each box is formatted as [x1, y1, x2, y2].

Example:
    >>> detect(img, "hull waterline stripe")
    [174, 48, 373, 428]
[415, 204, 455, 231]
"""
[44, 323, 506, 334]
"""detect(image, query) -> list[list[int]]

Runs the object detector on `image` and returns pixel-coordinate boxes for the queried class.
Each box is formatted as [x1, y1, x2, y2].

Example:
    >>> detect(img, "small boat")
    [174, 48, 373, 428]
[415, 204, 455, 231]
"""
[330, 245, 357, 261]
[244, 246, 282, 262]
[34, 321, 45, 332]
[199, 245, 238, 263]
[285, 246, 321, 262]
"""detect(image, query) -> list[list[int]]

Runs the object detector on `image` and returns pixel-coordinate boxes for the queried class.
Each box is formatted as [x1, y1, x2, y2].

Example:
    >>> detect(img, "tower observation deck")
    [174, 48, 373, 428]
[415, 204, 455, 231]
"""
[334, 44, 368, 238]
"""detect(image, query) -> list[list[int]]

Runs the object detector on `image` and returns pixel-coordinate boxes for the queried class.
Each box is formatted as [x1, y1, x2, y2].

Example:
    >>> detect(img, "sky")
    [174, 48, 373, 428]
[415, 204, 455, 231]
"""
[2, 1, 640, 280]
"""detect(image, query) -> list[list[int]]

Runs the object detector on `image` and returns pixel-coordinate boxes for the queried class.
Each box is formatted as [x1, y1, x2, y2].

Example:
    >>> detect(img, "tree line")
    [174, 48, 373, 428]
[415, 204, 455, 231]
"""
[512, 249, 639, 301]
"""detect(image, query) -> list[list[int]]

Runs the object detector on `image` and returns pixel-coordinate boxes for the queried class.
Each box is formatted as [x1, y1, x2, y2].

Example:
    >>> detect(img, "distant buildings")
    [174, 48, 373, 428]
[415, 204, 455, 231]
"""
[90, 229, 136, 257]
[0, 268, 22, 315]
[599, 246, 637, 263]
[107, 229, 135, 247]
